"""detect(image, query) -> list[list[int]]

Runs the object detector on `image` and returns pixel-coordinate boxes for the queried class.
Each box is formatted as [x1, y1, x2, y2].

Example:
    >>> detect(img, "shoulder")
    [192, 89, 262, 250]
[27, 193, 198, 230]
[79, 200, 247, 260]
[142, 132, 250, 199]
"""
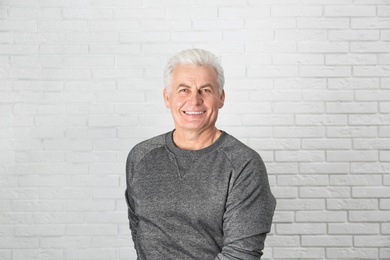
[127, 132, 168, 164]
[220, 133, 266, 172]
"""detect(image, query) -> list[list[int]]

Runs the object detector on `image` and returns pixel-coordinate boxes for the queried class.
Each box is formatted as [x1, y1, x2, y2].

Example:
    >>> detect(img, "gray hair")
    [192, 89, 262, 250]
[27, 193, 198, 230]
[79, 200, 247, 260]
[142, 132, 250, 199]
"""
[163, 48, 225, 95]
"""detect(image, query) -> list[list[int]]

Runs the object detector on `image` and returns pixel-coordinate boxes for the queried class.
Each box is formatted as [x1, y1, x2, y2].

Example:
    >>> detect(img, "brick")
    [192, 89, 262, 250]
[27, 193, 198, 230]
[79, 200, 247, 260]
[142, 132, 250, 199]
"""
[246, 18, 296, 29]
[326, 54, 377, 65]
[166, 7, 217, 19]
[300, 163, 349, 174]
[43, 139, 92, 151]
[194, 19, 245, 30]
[326, 102, 377, 114]
[300, 187, 351, 198]
[276, 199, 325, 211]
[13, 249, 64, 260]
[65, 152, 117, 163]
[275, 247, 325, 258]
[37, 20, 88, 31]
[325, 6, 376, 16]
[65, 248, 116, 259]
[273, 54, 324, 65]
[275, 78, 326, 89]
[274, 102, 324, 113]
[352, 18, 390, 29]
[41, 236, 91, 248]
[327, 248, 378, 259]
[141, 20, 191, 30]
[63, 8, 113, 19]
[327, 199, 378, 210]
[271, 187, 298, 199]
[12, 200, 63, 212]
[353, 187, 390, 198]
[327, 150, 378, 162]
[219, 7, 270, 18]
[351, 42, 390, 53]
[64, 56, 115, 67]
[0, 237, 39, 248]
[351, 162, 390, 174]
[302, 235, 352, 247]
[121, 31, 171, 42]
[34, 212, 84, 224]
[15, 225, 65, 237]
[277, 175, 328, 186]
[224, 31, 274, 42]
[300, 66, 351, 77]
[296, 115, 348, 126]
[67, 224, 117, 236]
[297, 18, 349, 29]
[247, 42, 297, 53]
[275, 29, 327, 41]
[277, 223, 326, 235]
[328, 78, 379, 89]
[89, 20, 139, 31]
[302, 139, 351, 150]
[329, 223, 380, 234]
[328, 30, 379, 41]
[350, 114, 390, 126]
[274, 126, 325, 137]
[297, 211, 347, 222]
[330, 175, 382, 186]
[354, 66, 390, 77]
[355, 235, 390, 247]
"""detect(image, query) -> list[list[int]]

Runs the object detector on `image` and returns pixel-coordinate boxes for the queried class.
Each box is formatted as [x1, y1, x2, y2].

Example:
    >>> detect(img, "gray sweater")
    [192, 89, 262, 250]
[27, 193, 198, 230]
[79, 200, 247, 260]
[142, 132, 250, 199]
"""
[125, 131, 276, 260]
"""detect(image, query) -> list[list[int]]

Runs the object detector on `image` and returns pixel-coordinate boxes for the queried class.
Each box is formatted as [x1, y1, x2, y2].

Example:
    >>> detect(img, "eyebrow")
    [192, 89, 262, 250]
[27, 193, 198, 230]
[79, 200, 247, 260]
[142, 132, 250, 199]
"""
[176, 83, 214, 89]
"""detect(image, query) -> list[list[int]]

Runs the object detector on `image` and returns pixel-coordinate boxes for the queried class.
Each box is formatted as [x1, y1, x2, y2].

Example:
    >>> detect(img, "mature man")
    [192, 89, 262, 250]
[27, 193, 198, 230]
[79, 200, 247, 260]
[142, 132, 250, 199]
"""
[125, 49, 276, 260]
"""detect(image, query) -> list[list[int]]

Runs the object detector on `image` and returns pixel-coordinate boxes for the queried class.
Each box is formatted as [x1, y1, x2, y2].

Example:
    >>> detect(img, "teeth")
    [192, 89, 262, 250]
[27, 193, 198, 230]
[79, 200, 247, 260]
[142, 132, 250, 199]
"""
[184, 111, 204, 115]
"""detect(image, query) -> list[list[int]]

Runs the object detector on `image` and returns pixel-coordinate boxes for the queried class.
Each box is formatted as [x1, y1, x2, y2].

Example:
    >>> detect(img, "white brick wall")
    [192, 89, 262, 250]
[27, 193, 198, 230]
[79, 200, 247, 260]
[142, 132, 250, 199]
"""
[0, 1, 389, 259]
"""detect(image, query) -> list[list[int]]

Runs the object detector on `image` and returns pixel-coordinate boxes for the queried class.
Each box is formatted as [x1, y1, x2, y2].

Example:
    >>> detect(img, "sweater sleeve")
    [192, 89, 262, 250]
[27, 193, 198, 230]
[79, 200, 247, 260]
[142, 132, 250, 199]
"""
[215, 155, 276, 260]
[125, 151, 139, 245]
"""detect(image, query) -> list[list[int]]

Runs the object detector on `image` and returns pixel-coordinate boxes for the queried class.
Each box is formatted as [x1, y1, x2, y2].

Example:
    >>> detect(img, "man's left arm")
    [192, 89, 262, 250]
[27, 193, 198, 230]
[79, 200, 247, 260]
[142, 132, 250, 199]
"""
[215, 157, 276, 260]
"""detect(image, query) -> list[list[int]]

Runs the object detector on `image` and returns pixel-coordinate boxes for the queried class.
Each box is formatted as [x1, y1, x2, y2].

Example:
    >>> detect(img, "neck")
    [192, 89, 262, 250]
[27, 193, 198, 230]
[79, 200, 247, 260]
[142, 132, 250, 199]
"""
[172, 128, 222, 150]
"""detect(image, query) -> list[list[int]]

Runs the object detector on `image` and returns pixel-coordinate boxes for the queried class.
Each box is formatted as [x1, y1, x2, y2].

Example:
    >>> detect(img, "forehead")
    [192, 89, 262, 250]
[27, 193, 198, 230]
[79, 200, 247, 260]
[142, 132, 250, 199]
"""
[171, 65, 218, 86]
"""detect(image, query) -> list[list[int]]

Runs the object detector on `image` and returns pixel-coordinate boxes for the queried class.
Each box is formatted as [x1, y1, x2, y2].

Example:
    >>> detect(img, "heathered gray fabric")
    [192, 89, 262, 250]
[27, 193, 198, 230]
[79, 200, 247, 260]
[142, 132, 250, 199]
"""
[125, 131, 276, 260]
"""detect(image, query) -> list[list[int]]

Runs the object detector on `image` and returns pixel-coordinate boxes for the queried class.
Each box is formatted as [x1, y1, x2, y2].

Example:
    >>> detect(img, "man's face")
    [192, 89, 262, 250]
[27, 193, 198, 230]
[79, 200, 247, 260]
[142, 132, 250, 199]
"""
[163, 65, 225, 134]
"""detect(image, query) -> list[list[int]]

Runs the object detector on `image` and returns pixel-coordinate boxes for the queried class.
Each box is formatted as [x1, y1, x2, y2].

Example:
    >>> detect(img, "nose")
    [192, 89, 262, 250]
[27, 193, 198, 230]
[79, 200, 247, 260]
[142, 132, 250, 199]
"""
[188, 90, 203, 105]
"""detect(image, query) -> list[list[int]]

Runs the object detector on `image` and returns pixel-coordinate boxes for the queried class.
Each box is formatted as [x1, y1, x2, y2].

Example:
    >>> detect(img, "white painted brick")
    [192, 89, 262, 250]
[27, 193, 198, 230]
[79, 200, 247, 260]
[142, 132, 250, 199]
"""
[355, 235, 390, 247]
[328, 30, 379, 41]
[12, 200, 63, 212]
[327, 199, 378, 210]
[302, 139, 351, 150]
[325, 6, 376, 16]
[276, 199, 325, 211]
[34, 212, 84, 224]
[224, 31, 274, 42]
[67, 224, 117, 236]
[193, 19, 245, 30]
[166, 7, 217, 19]
[0, 237, 39, 248]
[15, 225, 65, 237]
[300, 163, 349, 174]
[353, 187, 390, 198]
[140, 19, 191, 30]
[296, 115, 347, 126]
[88, 116, 138, 127]
[352, 18, 390, 29]
[326, 54, 377, 65]
[274, 126, 325, 138]
[249, 138, 299, 150]
[273, 54, 324, 65]
[12, 249, 63, 260]
[63, 8, 113, 19]
[277, 175, 328, 186]
[329, 223, 380, 234]
[271, 187, 298, 199]
[297, 211, 347, 222]
[350, 114, 390, 126]
[65, 152, 117, 163]
[300, 187, 351, 198]
[70, 175, 119, 187]
[265, 235, 299, 247]
[246, 18, 296, 29]
[300, 66, 351, 77]
[299, 42, 349, 53]
[275, 29, 327, 41]
[0, 251, 10, 260]
[354, 66, 390, 77]
[351, 42, 390, 53]
[302, 235, 352, 247]
[379, 126, 390, 137]
[274, 102, 324, 113]
[275, 247, 325, 259]
[219, 6, 270, 18]
[121, 31, 171, 42]
[351, 162, 390, 174]
[86, 212, 126, 224]
[277, 223, 326, 235]
[93, 0, 142, 6]
[265, 162, 299, 174]
[381, 199, 390, 209]
[247, 42, 297, 53]
[327, 248, 378, 259]
[326, 102, 377, 114]
[327, 150, 378, 162]
[65, 248, 116, 260]
[330, 175, 382, 186]
[297, 18, 349, 29]
[37, 20, 88, 31]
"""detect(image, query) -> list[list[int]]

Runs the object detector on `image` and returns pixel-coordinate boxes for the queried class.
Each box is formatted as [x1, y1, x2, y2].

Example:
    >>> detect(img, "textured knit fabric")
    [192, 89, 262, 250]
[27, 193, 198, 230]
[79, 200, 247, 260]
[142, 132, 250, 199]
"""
[125, 131, 276, 260]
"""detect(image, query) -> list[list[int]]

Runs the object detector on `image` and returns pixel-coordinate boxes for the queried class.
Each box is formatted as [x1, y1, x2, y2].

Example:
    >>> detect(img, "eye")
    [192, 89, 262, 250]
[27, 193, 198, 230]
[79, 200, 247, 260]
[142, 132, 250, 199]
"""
[178, 88, 189, 93]
[200, 88, 212, 94]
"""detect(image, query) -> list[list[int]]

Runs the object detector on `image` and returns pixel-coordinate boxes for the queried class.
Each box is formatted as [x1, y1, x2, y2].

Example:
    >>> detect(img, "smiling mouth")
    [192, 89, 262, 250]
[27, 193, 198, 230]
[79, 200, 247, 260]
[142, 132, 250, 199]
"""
[183, 111, 205, 115]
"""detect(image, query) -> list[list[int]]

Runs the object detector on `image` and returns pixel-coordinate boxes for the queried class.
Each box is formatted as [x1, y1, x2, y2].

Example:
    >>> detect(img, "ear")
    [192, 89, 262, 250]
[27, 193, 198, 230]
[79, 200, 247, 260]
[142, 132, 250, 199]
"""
[163, 88, 171, 108]
[219, 89, 225, 109]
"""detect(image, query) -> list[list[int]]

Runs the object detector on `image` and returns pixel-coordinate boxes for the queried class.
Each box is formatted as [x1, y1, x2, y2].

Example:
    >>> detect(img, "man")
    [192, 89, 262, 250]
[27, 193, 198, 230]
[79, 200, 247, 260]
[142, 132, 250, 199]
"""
[125, 48, 276, 260]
